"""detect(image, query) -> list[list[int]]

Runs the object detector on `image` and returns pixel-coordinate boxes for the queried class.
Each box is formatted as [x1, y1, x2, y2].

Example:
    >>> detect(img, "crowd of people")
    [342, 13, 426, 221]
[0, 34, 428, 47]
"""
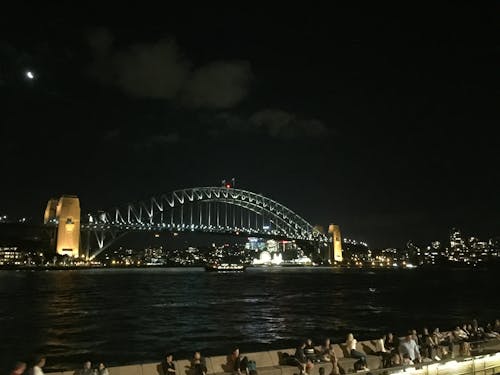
[8, 318, 500, 375]
[160, 348, 256, 375]
[8, 357, 109, 375]
[285, 318, 500, 373]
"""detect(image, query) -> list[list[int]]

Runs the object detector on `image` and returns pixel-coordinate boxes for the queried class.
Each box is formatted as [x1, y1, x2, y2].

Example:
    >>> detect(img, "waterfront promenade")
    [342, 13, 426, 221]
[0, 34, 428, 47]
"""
[43, 338, 500, 375]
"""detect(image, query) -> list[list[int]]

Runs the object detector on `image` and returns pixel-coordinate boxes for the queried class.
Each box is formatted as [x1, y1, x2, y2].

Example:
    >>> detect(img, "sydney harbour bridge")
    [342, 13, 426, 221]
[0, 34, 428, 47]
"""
[46, 186, 342, 262]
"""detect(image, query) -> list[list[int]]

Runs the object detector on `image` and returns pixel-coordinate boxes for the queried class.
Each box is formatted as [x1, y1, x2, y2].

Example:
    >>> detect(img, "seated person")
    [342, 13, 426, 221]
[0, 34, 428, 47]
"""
[420, 327, 438, 360]
[77, 361, 94, 375]
[485, 323, 500, 339]
[441, 332, 456, 357]
[319, 338, 335, 362]
[384, 332, 399, 353]
[399, 332, 421, 364]
[286, 342, 307, 373]
[345, 333, 367, 367]
[374, 334, 392, 367]
[494, 319, 500, 334]
[191, 352, 207, 375]
[97, 363, 109, 375]
[375, 334, 389, 355]
[230, 347, 248, 375]
[304, 338, 318, 362]
[432, 328, 443, 344]
[162, 353, 176, 375]
[410, 329, 419, 347]
[294, 342, 307, 364]
[459, 341, 471, 357]
[454, 326, 469, 341]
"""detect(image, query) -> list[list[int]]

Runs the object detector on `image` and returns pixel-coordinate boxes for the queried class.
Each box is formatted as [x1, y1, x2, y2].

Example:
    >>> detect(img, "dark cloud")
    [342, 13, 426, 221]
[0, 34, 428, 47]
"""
[86, 28, 114, 56]
[113, 39, 190, 99]
[135, 133, 181, 150]
[103, 128, 121, 140]
[213, 110, 332, 139]
[249, 109, 330, 138]
[86, 29, 251, 107]
[181, 61, 252, 108]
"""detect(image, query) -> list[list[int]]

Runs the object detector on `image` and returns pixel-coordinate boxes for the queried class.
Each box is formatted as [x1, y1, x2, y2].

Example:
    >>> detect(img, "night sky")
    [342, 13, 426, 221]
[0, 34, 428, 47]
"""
[0, 3, 498, 248]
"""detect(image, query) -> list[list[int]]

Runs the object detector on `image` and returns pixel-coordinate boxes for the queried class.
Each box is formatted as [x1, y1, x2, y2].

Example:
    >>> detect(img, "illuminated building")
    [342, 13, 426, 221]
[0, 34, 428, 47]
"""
[245, 237, 266, 251]
[450, 228, 465, 250]
[0, 247, 24, 265]
[328, 224, 343, 262]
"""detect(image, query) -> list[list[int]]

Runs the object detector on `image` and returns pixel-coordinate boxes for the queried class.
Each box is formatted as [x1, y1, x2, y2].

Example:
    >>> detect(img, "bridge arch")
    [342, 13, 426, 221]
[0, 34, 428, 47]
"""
[84, 187, 328, 258]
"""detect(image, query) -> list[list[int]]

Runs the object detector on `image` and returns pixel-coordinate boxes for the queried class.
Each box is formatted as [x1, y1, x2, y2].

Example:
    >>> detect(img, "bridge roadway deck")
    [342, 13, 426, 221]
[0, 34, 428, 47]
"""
[50, 337, 500, 375]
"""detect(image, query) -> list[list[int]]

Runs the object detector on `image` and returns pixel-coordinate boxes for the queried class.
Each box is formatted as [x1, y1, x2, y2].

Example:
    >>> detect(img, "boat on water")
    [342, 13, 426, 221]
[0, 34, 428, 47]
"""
[204, 263, 246, 272]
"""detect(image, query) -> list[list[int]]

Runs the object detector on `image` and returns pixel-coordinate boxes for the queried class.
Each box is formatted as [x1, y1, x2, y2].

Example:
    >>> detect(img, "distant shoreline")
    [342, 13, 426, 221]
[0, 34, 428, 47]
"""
[1, 263, 499, 271]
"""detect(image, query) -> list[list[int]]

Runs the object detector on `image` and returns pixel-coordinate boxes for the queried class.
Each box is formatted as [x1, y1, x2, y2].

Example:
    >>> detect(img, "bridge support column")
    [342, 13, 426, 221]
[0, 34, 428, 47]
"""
[328, 224, 343, 263]
[45, 195, 81, 258]
[80, 230, 90, 260]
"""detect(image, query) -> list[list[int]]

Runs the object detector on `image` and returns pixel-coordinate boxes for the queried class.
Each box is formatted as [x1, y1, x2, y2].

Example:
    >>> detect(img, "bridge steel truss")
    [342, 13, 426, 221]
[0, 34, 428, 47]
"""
[83, 187, 328, 259]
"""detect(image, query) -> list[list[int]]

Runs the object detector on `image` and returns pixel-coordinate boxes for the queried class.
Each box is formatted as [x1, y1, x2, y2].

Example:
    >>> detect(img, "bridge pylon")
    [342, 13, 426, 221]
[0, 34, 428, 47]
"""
[328, 224, 343, 263]
[44, 195, 81, 258]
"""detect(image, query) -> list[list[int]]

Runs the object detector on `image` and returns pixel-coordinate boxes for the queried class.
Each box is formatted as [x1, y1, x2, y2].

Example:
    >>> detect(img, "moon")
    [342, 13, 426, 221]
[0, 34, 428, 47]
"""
[25, 71, 35, 80]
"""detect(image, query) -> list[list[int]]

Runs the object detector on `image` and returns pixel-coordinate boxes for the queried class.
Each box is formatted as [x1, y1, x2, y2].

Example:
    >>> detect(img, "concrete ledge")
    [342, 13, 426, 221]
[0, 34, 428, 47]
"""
[245, 351, 274, 368]
[208, 355, 232, 374]
[267, 349, 295, 366]
[141, 363, 160, 375]
[174, 360, 193, 375]
[359, 340, 378, 355]
[109, 364, 143, 375]
[98, 338, 500, 375]
[279, 366, 299, 375]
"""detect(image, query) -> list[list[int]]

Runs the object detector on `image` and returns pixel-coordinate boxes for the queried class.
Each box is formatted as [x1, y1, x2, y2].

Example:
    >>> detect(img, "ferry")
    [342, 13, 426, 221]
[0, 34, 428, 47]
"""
[204, 263, 246, 272]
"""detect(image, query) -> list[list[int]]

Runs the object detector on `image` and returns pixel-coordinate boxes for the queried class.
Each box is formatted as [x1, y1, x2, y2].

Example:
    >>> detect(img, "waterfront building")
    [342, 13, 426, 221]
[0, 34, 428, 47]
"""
[0, 246, 24, 265]
[449, 228, 468, 262]
[450, 228, 465, 249]
[245, 237, 267, 252]
[343, 239, 371, 265]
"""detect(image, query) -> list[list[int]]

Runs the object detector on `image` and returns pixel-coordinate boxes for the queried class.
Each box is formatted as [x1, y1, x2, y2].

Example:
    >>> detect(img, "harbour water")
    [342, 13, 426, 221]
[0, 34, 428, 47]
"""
[0, 267, 498, 372]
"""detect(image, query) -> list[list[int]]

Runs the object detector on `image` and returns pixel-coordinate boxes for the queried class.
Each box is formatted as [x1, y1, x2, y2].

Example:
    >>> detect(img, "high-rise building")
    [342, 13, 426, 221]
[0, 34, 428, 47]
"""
[44, 195, 81, 257]
[450, 228, 465, 250]
[328, 224, 343, 262]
